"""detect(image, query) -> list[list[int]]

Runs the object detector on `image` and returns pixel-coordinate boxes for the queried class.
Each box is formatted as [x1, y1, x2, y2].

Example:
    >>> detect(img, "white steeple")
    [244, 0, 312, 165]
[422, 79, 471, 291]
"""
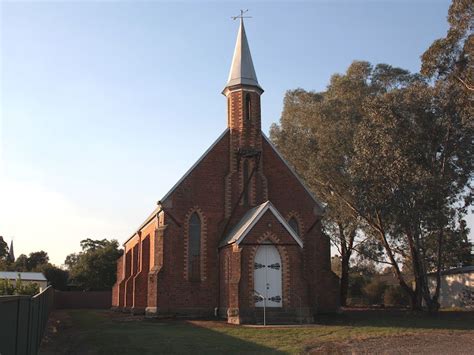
[223, 18, 263, 94]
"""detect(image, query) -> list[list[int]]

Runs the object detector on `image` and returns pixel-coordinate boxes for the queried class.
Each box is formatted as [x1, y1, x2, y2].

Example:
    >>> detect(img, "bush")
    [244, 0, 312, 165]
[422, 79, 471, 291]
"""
[0, 276, 40, 296]
[363, 279, 387, 304]
[15, 278, 40, 296]
[348, 273, 368, 298]
[0, 278, 15, 295]
[383, 285, 410, 306]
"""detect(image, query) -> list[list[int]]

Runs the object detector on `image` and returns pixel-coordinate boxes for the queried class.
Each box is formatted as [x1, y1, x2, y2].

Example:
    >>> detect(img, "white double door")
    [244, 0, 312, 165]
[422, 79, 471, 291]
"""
[254, 244, 282, 307]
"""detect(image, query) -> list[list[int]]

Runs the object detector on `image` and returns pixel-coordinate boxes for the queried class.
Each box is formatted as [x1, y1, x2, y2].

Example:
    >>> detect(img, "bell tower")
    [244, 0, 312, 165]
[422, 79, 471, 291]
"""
[223, 17, 264, 152]
[223, 16, 267, 218]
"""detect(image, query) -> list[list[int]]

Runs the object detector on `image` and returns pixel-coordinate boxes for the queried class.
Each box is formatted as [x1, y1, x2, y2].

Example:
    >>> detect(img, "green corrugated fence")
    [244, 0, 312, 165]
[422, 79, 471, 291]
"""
[0, 286, 54, 355]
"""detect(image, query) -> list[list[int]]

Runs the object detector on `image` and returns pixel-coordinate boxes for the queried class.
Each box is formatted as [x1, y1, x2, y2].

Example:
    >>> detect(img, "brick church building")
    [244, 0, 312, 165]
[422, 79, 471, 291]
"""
[112, 19, 339, 324]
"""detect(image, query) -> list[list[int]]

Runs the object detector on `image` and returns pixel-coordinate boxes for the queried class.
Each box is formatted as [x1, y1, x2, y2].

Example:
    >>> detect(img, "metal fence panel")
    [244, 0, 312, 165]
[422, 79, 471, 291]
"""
[0, 296, 21, 355]
[0, 286, 54, 355]
[16, 297, 31, 355]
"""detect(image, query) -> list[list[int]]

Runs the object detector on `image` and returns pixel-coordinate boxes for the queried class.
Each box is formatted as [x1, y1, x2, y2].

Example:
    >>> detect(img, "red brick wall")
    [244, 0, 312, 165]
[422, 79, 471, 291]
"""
[132, 234, 150, 311]
[262, 138, 339, 312]
[118, 248, 132, 308]
[115, 84, 339, 318]
[112, 255, 123, 307]
[152, 131, 230, 315]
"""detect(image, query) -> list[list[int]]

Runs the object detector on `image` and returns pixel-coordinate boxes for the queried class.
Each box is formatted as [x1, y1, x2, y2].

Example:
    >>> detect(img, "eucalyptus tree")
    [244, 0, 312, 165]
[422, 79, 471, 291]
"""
[271, 61, 414, 306]
[272, 60, 471, 310]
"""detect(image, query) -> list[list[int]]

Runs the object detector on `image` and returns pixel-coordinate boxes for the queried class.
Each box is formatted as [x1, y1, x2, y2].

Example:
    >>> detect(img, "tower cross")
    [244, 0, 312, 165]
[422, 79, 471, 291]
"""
[231, 9, 252, 21]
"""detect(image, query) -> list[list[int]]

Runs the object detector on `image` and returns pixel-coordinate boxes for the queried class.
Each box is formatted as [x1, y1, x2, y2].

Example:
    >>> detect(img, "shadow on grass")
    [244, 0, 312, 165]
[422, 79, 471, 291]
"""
[42, 310, 285, 355]
[315, 309, 474, 331]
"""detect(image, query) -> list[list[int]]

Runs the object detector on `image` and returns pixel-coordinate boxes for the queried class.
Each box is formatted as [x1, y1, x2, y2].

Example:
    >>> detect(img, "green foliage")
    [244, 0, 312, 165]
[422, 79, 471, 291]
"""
[80, 238, 110, 252]
[64, 253, 79, 270]
[271, 7, 473, 311]
[348, 273, 368, 299]
[0, 278, 15, 295]
[36, 264, 69, 291]
[384, 286, 410, 307]
[0, 276, 40, 296]
[27, 251, 49, 271]
[421, 0, 473, 83]
[42, 310, 474, 354]
[363, 279, 387, 305]
[14, 277, 40, 296]
[11, 254, 29, 271]
[0, 236, 9, 261]
[7, 251, 50, 272]
[66, 239, 123, 291]
[351, 259, 378, 277]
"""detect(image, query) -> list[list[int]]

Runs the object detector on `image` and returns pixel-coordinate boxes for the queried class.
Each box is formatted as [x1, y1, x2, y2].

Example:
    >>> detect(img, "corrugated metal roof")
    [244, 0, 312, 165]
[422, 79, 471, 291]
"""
[220, 200, 303, 248]
[0, 271, 47, 281]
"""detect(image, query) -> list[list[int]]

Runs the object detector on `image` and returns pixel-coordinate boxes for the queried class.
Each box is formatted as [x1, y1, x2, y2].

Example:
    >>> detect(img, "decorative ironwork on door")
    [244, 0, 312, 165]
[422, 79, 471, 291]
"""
[268, 295, 281, 303]
[268, 263, 280, 270]
[253, 244, 283, 308]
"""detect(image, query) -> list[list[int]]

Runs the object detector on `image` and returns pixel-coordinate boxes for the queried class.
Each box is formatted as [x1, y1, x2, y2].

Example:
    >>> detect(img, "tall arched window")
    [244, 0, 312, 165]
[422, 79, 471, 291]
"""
[188, 212, 201, 281]
[243, 159, 249, 205]
[245, 93, 251, 120]
[288, 217, 299, 236]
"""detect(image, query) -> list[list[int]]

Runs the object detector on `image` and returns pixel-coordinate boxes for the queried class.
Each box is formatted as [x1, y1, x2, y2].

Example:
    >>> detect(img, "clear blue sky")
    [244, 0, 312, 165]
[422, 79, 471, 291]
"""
[2, 0, 469, 265]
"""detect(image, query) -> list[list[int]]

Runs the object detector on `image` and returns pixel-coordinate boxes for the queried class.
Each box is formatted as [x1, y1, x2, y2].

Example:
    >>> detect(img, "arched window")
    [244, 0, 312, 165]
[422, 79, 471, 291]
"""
[188, 212, 201, 281]
[288, 217, 299, 236]
[243, 159, 249, 205]
[245, 93, 251, 120]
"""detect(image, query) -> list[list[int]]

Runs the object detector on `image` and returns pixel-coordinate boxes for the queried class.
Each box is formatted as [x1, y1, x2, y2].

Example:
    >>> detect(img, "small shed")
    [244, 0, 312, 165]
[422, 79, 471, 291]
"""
[428, 266, 474, 308]
[0, 271, 48, 292]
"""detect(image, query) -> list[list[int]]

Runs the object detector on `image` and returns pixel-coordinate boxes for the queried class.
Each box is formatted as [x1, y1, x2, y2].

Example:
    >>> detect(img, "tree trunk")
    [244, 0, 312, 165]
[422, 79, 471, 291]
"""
[374, 214, 419, 310]
[406, 230, 425, 310]
[429, 229, 444, 312]
[340, 253, 350, 306]
[337, 224, 355, 308]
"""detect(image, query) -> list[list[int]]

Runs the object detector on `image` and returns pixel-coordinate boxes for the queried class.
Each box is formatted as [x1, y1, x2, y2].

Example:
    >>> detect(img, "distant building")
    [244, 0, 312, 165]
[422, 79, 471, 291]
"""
[428, 266, 474, 308]
[0, 271, 48, 292]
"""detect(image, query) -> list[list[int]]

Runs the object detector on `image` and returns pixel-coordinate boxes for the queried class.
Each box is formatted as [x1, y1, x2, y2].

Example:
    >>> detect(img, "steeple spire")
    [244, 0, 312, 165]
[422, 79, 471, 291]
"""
[223, 17, 263, 94]
[8, 239, 15, 262]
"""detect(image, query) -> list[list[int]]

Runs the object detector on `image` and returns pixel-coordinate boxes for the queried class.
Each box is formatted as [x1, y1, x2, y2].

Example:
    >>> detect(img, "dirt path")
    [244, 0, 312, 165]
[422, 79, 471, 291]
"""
[310, 331, 474, 355]
[40, 311, 96, 355]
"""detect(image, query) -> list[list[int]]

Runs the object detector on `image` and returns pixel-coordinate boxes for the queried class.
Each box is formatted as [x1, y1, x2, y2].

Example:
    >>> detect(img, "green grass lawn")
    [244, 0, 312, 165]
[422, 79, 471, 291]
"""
[40, 309, 474, 355]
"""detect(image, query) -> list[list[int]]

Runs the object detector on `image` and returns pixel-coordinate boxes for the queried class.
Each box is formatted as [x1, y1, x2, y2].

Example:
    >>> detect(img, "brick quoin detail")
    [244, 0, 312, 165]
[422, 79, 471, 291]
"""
[183, 206, 208, 282]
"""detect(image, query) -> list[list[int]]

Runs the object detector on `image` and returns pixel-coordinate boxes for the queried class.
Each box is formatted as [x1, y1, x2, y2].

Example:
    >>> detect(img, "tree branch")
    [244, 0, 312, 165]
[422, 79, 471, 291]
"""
[455, 75, 474, 91]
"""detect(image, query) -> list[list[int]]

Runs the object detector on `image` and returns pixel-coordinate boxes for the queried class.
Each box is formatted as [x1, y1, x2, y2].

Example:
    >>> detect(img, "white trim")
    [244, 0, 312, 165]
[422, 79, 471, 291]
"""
[227, 201, 303, 248]
[160, 128, 229, 203]
[262, 133, 326, 215]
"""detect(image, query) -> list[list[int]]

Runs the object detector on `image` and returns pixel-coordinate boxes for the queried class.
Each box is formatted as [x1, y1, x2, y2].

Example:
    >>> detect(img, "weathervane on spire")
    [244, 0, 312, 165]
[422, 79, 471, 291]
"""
[231, 9, 252, 21]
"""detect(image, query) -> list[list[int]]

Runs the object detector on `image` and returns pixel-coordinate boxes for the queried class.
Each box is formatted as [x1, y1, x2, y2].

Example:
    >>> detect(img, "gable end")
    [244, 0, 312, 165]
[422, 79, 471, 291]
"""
[262, 133, 325, 215]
